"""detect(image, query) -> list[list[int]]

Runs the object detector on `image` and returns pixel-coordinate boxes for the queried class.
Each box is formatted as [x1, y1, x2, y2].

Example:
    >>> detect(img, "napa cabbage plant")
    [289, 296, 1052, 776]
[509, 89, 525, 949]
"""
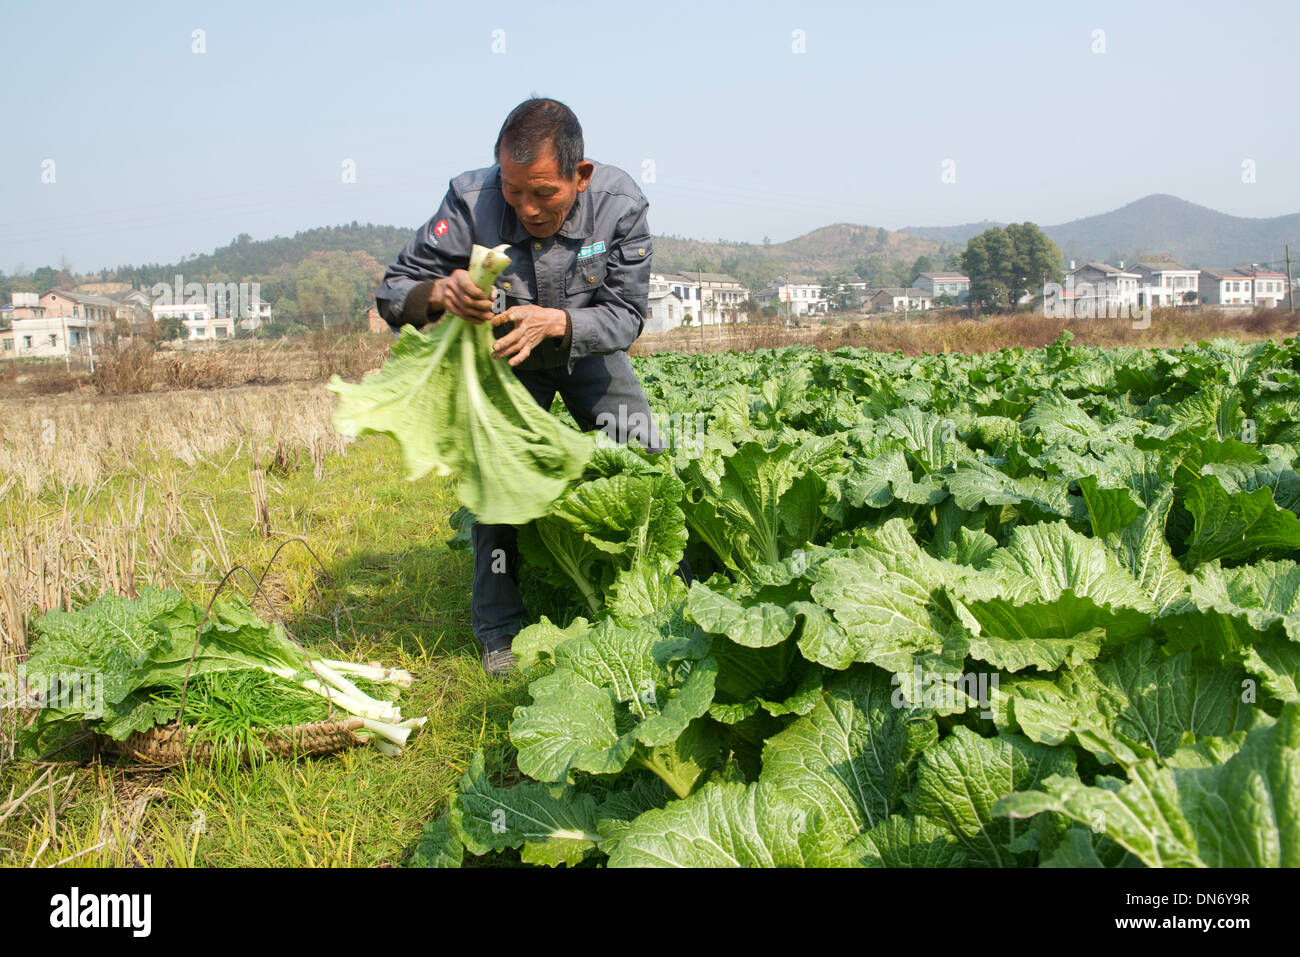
[329, 244, 593, 526]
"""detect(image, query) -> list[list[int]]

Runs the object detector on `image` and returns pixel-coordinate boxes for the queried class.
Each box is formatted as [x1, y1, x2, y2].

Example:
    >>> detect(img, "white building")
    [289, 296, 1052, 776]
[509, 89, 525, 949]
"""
[1198, 268, 1246, 305]
[1250, 269, 1289, 307]
[152, 301, 236, 340]
[1197, 267, 1288, 307]
[645, 290, 688, 333]
[1130, 260, 1200, 307]
[911, 272, 971, 305]
[10, 316, 101, 358]
[650, 272, 748, 324]
[757, 279, 826, 316]
[869, 287, 932, 313]
[243, 295, 273, 330]
[1063, 262, 1141, 315]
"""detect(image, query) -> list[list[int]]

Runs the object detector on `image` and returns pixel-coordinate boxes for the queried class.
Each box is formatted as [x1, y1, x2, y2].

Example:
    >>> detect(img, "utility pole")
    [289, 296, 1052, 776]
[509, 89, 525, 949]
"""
[1287, 245, 1295, 314]
[697, 285, 704, 352]
[695, 268, 703, 350]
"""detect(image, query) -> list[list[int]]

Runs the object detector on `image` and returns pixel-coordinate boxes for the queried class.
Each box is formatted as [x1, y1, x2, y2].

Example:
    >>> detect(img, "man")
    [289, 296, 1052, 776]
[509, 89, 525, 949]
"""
[375, 98, 662, 676]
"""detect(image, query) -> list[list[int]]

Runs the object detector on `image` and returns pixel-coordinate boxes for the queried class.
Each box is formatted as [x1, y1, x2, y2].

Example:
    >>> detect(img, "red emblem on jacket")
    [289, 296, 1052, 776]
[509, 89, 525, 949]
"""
[434, 219, 449, 236]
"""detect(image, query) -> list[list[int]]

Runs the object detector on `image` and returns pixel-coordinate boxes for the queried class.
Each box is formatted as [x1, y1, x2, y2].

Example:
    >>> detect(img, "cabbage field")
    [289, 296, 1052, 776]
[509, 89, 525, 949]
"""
[414, 333, 1300, 868]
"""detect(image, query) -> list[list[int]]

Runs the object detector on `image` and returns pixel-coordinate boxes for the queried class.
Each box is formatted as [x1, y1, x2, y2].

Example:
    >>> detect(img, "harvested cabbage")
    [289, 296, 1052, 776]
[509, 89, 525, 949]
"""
[329, 244, 593, 525]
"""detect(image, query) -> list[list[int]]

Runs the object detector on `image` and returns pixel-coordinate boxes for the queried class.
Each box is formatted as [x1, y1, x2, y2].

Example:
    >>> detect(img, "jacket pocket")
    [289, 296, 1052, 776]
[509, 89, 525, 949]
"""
[565, 251, 612, 299]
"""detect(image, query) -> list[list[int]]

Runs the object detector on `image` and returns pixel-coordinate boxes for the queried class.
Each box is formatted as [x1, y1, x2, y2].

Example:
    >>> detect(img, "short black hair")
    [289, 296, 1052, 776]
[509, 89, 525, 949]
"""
[494, 98, 584, 180]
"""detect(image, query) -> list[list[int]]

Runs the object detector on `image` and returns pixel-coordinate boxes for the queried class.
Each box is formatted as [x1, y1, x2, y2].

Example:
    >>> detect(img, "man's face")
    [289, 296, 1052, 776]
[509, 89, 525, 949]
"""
[499, 142, 593, 239]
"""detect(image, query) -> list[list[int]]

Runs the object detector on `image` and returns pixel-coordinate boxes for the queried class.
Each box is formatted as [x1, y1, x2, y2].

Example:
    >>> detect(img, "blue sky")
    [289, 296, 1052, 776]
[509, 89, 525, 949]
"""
[2, 0, 1297, 272]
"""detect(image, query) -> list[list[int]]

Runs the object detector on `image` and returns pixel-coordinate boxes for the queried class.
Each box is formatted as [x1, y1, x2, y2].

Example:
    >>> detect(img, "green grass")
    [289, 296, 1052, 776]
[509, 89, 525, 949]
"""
[1, 432, 534, 867]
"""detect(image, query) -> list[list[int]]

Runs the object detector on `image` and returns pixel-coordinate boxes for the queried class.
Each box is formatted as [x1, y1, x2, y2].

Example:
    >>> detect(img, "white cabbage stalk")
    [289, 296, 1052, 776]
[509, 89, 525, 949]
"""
[320, 659, 414, 688]
[300, 678, 401, 723]
[360, 718, 415, 748]
[307, 660, 401, 721]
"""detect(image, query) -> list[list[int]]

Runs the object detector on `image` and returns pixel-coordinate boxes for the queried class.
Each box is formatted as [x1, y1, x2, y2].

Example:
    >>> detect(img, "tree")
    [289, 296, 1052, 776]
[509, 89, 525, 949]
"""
[855, 254, 890, 286]
[156, 316, 186, 341]
[876, 227, 889, 247]
[910, 255, 934, 282]
[889, 259, 913, 288]
[959, 223, 1062, 311]
[33, 265, 59, 292]
[822, 273, 856, 312]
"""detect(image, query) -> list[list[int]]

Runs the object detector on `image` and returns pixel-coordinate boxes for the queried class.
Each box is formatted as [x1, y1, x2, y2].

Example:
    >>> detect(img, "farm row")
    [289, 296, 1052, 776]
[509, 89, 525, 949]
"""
[417, 334, 1300, 866]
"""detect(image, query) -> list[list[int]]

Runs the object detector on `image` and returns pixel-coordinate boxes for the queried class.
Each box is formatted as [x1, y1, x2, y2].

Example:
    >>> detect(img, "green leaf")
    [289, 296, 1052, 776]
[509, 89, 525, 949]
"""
[329, 245, 593, 525]
[451, 751, 601, 867]
[846, 814, 968, 868]
[909, 726, 1076, 867]
[759, 667, 936, 841]
[686, 583, 796, 649]
[996, 705, 1300, 867]
[607, 781, 854, 867]
[1181, 473, 1300, 568]
[996, 640, 1254, 765]
[808, 519, 961, 673]
[509, 615, 717, 788]
[407, 814, 465, 868]
[511, 616, 591, 673]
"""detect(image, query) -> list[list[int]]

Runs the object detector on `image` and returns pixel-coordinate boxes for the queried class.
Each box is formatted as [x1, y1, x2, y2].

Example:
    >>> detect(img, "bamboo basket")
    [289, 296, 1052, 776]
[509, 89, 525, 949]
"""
[100, 718, 367, 767]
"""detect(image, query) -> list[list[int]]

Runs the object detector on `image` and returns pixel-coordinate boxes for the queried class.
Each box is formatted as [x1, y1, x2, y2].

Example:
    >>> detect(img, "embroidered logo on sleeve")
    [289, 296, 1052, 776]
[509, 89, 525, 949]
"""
[434, 219, 449, 236]
[577, 241, 606, 259]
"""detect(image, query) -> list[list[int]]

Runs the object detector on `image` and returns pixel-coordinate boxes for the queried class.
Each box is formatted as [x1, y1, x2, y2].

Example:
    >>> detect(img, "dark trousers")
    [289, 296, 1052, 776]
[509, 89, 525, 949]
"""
[471, 351, 662, 646]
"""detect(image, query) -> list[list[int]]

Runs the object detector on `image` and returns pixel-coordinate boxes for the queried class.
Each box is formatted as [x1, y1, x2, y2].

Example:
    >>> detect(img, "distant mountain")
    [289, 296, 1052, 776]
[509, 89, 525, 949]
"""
[902, 195, 1300, 269]
[78, 222, 947, 301]
[101, 223, 412, 289]
[653, 224, 949, 291]
[76, 192, 1296, 308]
[899, 220, 1005, 247]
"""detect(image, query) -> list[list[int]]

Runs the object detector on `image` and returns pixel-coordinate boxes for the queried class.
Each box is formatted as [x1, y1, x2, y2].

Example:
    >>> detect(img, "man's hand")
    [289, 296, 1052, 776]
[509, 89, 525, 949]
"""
[431, 270, 495, 324]
[491, 305, 566, 367]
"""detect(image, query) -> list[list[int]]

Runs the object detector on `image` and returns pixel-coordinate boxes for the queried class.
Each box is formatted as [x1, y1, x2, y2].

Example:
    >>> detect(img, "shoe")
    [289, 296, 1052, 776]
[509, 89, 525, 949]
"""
[481, 635, 518, 676]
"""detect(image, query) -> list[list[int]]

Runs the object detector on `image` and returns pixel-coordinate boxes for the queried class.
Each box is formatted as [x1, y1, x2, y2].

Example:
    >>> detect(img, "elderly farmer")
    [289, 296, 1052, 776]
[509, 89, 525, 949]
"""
[376, 98, 662, 676]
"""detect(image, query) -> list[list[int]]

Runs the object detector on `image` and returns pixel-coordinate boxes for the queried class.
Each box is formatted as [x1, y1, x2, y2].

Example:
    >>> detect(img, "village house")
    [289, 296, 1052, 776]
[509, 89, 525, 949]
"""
[1247, 268, 1289, 308]
[1130, 259, 1201, 307]
[1063, 262, 1142, 315]
[650, 272, 749, 325]
[6, 290, 117, 359]
[756, 278, 826, 316]
[1197, 266, 1288, 307]
[911, 272, 971, 305]
[869, 287, 932, 313]
[152, 299, 234, 340]
[645, 290, 688, 333]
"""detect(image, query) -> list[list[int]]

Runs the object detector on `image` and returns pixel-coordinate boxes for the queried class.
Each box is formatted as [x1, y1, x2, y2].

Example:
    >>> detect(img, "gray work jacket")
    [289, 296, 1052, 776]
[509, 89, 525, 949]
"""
[375, 162, 652, 371]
